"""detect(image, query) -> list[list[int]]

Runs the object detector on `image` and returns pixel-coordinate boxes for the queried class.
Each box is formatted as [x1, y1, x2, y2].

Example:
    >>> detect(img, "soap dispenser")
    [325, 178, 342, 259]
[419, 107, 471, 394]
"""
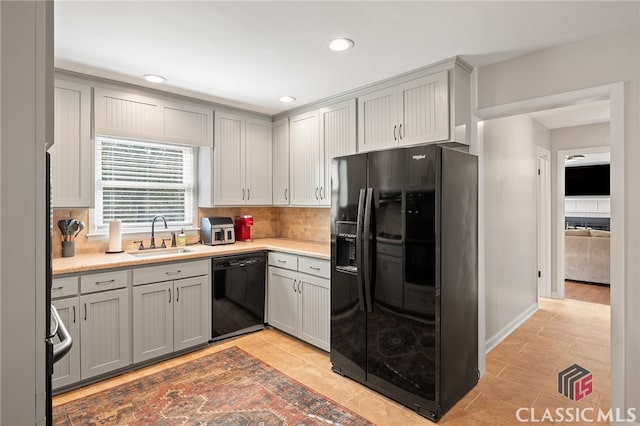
[177, 229, 186, 247]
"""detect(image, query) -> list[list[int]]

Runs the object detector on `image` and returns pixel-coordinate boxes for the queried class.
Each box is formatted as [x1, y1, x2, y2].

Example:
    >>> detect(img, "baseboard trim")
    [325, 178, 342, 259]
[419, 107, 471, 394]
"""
[485, 302, 538, 353]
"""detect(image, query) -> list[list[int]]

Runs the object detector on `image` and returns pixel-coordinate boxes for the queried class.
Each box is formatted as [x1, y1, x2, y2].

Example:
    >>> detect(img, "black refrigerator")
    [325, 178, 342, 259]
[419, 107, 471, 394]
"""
[46, 152, 73, 425]
[330, 143, 478, 422]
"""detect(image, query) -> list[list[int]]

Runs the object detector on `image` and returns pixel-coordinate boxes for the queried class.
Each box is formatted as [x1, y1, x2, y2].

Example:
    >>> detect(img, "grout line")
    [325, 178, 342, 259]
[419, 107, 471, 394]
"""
[464, 391, 483, 410]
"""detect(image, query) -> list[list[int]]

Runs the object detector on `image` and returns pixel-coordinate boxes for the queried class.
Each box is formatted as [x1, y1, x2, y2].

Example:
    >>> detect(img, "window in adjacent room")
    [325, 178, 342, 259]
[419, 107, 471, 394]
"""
[94, 136, 195, 232]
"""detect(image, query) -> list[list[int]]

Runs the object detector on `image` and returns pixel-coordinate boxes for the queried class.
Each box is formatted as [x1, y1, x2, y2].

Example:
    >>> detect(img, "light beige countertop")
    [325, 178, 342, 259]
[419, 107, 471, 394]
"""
[53, 238, 330, 276]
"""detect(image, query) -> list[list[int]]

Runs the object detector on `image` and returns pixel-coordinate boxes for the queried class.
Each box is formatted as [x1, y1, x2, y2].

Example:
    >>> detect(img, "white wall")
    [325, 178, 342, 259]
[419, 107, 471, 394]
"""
[0, 2, 50, 424]
[477, 23, 639, 414]
[483, 114, 542, 348]
[550, 122, 610, 295]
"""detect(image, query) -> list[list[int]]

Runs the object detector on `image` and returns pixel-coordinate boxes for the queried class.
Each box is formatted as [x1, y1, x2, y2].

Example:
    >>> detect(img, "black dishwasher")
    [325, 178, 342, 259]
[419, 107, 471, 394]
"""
[211, 252, 266, 341]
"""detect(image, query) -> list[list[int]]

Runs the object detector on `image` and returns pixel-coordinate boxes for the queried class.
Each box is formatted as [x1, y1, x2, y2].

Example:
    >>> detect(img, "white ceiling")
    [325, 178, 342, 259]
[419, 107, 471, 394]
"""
[54, 1, 640, 115]
[529, 100, 611, 130]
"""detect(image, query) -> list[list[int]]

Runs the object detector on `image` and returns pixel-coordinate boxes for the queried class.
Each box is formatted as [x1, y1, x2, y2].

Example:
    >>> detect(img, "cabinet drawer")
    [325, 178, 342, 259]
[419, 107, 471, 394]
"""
[133, 259, 209, 286]
[298, 257, 330, 279]
[51, 277, 79, 299]
[80, 270, 128, 294]
[268, 252, 298, 271]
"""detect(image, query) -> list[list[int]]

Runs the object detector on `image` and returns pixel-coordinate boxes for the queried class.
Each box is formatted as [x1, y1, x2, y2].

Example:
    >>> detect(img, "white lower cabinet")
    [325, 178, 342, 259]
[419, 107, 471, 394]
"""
[52, 273, 131, 389]
[52, 259, 210, 390]
[132, 260, 210, 363]
[51, 295, 80, 389]
[80, 287, 131, 380]
[267, 253, 330, 351]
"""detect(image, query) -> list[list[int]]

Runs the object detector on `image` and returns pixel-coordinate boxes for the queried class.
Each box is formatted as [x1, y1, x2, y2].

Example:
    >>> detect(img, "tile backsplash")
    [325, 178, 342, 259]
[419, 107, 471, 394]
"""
[53, 209, 92, 257]
[199, 207, 330, 243]
[52, 207, 330, 257]
[276, 208, 330, 243]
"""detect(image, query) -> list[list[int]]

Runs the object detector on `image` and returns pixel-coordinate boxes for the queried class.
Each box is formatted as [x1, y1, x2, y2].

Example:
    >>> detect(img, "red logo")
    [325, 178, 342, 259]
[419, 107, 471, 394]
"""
[558, 364, 593, 401]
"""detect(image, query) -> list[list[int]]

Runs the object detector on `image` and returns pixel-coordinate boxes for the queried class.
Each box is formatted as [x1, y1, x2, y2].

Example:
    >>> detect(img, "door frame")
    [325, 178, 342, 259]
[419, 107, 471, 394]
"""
[536, 147, 552, 298]
[473, 82, 625, 412]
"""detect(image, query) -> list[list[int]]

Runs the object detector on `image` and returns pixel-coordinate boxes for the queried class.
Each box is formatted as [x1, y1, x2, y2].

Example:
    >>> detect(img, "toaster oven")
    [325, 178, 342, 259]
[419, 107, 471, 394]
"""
[201, 217, 236, 245]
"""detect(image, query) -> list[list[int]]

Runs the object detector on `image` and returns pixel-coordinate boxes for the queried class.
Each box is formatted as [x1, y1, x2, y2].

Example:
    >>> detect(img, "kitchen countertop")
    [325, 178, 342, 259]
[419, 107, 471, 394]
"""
[53, 238, 330, 275]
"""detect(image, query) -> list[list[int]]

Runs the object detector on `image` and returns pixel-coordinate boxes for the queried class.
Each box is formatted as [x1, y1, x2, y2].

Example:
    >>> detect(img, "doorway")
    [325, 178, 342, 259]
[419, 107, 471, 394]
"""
[557, 147, 611, 301]
[474, 82, 625, 411]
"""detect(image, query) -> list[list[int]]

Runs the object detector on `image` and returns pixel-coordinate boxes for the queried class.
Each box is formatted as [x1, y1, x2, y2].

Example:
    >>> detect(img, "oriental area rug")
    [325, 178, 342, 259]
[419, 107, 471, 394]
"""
[53, 346, 373, 425]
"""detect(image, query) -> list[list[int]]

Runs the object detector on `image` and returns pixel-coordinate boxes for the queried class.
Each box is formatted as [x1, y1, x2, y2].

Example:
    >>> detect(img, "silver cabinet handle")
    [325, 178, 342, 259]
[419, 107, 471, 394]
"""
[242, 188, 245, 200]
[176, 287, 180, 302]
[393, 124, 397, 141]
[309, 266, 321, 271]
[315, 187, 319, 200]
[284, 188, 288, 200]
[72, 305, 76, 323]
[51, 286, 64, 293]
[320, 187, 325, 199]
[293, 279, 297, 293]
[165, 270, 181, 276]
[277, 259, 286, 263]
[84, 303, 87, 321]
[95, 279, 114, 285]
[247, 188, 250, 200]
[298, 281, 302, 293]
[399, 124, 403, 140]
[169, 288, 172, 303]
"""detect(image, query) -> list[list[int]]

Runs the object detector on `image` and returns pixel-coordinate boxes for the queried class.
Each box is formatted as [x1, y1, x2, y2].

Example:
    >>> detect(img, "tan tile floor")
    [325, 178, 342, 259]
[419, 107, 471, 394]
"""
[54, 291, 610, 425]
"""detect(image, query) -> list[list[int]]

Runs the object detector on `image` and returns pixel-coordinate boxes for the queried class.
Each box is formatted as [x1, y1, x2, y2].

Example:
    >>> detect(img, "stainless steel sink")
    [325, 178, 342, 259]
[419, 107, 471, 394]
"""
[127, 247, 193, 258]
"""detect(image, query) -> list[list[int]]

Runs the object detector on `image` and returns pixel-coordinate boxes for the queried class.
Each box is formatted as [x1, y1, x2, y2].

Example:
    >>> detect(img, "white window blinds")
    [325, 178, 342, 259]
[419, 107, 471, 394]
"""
[95, 137, 194, 229]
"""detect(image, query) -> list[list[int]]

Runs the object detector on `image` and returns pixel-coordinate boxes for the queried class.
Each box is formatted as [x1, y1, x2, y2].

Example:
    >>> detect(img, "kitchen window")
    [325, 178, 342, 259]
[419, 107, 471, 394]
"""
[94, 136, 195, 232]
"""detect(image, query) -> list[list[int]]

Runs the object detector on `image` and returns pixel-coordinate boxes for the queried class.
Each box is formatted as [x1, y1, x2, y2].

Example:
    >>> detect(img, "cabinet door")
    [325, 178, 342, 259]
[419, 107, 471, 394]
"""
[397, 71, 449, 146]
[298, 273, 330, 351]
[319, 99, 357, 206]
[267, 267, 298, 336]
[51, 297, 80, 389]
[50, 80, 92, 207]
[80, 288, 130, 379]
[290, 110, 320, 205]
[132, 281, 173, 363]
[214, 112, 245, 205]
[357, 86, 398, 152]
[174, 275, 210, 352]
[245, 118, 273, 205]
[272, 118, 290, 205]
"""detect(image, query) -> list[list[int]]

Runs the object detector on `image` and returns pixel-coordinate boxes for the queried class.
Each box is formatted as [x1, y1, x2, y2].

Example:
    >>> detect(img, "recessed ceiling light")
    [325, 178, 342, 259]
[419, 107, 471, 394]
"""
[279, 96, 296, 103]
[329, 38, 355, 52]
[143, 74, 166, 83]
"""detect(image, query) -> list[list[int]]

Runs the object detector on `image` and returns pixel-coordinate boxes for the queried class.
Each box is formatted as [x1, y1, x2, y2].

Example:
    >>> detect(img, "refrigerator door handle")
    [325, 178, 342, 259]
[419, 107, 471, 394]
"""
[355, 188, 366, 311]
[363, 187, 374, 313]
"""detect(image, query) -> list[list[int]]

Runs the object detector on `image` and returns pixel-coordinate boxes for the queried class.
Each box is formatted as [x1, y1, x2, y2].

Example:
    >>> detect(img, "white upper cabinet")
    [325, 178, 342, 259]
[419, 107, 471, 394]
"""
[358, 70, 449, 151]
[357, 86, 398, 152]
[213, 112, 272, 205]
[319, 99, 357, 206]
[245, 118, 273, 205]
[94, 87, 213, 147]
[290, 99, 356, 207]
[50, 80, 92, 207]
[290, 110, 321, 206]
[214, 112, 245, 205]
[272, 118, 290, 206]
[397, 73, 449, 146]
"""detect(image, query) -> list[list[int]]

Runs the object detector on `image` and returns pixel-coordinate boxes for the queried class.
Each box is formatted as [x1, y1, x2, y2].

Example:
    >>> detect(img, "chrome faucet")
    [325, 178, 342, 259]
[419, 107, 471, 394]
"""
[150, 215, 167, 249]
